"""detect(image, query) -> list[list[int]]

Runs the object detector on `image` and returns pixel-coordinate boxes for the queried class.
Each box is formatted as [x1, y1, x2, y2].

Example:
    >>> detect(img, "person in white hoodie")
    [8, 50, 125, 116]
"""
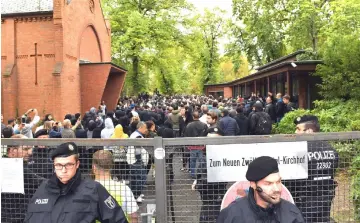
[101, 118, 114, 139]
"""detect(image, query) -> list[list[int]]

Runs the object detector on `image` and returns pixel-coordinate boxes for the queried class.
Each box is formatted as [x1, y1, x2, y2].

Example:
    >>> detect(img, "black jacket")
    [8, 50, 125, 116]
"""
[1, 166, 44, 223]
[265, 103, 277, 123]
[24, 170, 128, 223]
[140, 110, 159, 123]
[216, 188, 305, 223]
[234, 113, 249, 135]
[276, 100, 286, 118]
[184, 120, 208, 137]
[285, 102, 296, 114]
[219, 116, 239, 136]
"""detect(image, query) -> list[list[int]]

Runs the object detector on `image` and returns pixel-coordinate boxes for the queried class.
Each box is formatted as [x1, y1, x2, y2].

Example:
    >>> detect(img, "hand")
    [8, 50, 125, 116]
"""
[191, 180, 197, 191]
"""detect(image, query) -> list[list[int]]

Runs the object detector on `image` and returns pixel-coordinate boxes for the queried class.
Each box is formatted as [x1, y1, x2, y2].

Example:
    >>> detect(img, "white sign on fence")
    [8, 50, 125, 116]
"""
[206, 141, 308, 182]
[1, 158, 24, 194]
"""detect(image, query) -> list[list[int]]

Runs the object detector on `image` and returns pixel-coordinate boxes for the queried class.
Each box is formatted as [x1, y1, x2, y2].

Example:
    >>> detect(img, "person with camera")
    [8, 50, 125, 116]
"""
[15, 109, 40, 138]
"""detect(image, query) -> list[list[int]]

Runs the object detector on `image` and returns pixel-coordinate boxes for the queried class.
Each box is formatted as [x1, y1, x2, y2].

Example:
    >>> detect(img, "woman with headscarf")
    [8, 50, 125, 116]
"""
[110, 124, 129, 181]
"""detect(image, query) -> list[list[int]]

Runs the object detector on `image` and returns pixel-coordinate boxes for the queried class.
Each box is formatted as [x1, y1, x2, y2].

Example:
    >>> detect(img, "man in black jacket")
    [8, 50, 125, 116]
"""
[24, 142, 128, 223]
[234, 107, 249, 135]
[217, 156, 305, 223]
[275, 93, 286, 122]
[219, 109, 239, 136]
[249, 103, 272, 135]
[265, 96, 277, 123]
[283, 95, 296, 114]
[184, 111, 208, 178]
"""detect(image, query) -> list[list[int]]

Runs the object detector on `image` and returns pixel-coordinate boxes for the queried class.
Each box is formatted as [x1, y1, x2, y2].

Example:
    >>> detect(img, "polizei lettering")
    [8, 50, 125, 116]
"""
[308, 151, 335, 161]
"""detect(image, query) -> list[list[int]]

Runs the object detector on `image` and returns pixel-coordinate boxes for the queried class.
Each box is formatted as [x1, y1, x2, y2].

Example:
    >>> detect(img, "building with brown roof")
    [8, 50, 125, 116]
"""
[204, 50, 322, 109]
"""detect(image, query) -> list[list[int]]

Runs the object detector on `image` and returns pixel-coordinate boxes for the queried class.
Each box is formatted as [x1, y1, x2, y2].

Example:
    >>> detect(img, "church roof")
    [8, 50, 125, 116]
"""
[1, 0, 53, 15]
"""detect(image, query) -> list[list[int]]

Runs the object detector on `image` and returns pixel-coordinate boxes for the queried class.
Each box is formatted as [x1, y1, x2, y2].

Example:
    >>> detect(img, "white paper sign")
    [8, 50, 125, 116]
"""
[1, 158, 25, 194]
[206, 141, 308, 182]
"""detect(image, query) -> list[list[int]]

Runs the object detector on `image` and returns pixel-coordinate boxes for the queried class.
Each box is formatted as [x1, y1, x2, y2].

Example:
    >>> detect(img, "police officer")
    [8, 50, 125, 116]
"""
[217, 156, 305, 223]
[24, 142, 128, 223]
[287, 115, 339, 222]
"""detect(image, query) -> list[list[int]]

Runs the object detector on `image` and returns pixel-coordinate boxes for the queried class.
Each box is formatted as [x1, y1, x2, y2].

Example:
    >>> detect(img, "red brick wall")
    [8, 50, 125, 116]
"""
[224, 87, 233, 98]
[1, 0, 118, 121]
[102, 71, 126, 110]
[205, 86, 224, 96]
[62, 0, 111, 62]
[1, 19, 17, 120]
[79, 26, 102, 62]
[80, 64, 111, 114]
[1, 17, 58, 121]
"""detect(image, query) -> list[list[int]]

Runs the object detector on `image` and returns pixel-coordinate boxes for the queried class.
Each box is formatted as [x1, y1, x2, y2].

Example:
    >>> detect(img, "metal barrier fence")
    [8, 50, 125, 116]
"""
[1, 131, 360, 223]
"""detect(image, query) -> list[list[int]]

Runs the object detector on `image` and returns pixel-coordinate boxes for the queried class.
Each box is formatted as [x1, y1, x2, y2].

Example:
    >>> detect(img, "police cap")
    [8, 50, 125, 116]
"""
[294, 115, 318, 125]
[246, 156, 279, 182]
[51, 142, 78, 160]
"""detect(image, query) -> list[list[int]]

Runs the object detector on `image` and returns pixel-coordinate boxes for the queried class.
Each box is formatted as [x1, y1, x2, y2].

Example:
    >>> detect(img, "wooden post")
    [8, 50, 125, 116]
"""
[254, 80, 257, 95]
[244, 82, 247, 97]
[267, 76, 270, 94]
[286, 71, 291, 96]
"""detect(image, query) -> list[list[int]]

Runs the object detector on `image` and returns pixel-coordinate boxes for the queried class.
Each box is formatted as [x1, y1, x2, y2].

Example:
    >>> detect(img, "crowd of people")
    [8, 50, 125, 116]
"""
[1, 91, 339, 223]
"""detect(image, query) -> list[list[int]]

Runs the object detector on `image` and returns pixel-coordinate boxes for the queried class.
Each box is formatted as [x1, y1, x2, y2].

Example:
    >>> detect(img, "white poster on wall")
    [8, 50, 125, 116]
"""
[206, 141, 308, 182]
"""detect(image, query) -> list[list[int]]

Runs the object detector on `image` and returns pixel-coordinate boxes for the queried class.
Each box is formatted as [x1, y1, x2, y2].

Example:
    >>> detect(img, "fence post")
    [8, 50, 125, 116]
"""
[154, 137, 167, 223]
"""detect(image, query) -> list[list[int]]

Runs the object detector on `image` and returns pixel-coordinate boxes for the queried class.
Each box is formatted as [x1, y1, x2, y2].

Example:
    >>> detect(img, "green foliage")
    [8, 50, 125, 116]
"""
[272, 109, 310, 134]
[102, 0, 229, 95]
[274, 99, 360, 134]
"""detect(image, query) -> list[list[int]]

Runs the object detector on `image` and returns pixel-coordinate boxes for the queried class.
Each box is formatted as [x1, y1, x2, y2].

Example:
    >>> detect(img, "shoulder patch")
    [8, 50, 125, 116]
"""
[104, 196, 116, 209]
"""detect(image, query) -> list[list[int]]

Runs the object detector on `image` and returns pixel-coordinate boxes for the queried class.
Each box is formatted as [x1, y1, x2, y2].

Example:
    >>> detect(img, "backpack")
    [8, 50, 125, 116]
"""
[254, 112, 272, 135]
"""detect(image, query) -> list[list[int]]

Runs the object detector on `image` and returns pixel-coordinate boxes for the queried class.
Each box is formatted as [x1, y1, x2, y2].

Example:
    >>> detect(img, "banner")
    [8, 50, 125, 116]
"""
[206, 141, 308, 182]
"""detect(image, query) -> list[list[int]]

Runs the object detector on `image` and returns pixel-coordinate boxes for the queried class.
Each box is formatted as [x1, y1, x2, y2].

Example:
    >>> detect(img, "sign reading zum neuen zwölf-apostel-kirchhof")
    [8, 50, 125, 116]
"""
[206, 141, 308, 182]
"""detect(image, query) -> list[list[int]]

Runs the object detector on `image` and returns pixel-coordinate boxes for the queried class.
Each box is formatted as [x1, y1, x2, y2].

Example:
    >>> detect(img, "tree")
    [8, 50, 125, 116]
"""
[230, 0, 331, 66]
[102, 0, 190, 94]
[219, 56, 250, 82]
[316, 0, 360, 99]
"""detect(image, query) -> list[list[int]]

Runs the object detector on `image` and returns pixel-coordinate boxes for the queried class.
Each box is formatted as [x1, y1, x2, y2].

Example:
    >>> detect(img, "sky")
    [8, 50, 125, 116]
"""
[189, 0, 233, 14]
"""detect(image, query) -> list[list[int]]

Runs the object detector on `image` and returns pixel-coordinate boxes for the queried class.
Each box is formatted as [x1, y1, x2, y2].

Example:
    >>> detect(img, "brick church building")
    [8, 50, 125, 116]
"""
[1, 0, 127, 121]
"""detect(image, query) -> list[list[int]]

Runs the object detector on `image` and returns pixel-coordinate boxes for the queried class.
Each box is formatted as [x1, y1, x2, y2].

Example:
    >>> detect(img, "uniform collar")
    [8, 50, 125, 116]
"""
[247, 187, 280, 222]
[46, 170, 82, 195]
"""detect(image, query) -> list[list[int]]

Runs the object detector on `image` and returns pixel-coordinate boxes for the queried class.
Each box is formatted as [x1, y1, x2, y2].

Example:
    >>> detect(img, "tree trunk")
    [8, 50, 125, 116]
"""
[132, 56, 140, 92]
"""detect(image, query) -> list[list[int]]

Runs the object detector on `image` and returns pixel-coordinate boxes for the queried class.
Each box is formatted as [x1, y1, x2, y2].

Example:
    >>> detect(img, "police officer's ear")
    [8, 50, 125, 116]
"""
[305, 128, 314, 133]
[249, 181, 256, 190]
